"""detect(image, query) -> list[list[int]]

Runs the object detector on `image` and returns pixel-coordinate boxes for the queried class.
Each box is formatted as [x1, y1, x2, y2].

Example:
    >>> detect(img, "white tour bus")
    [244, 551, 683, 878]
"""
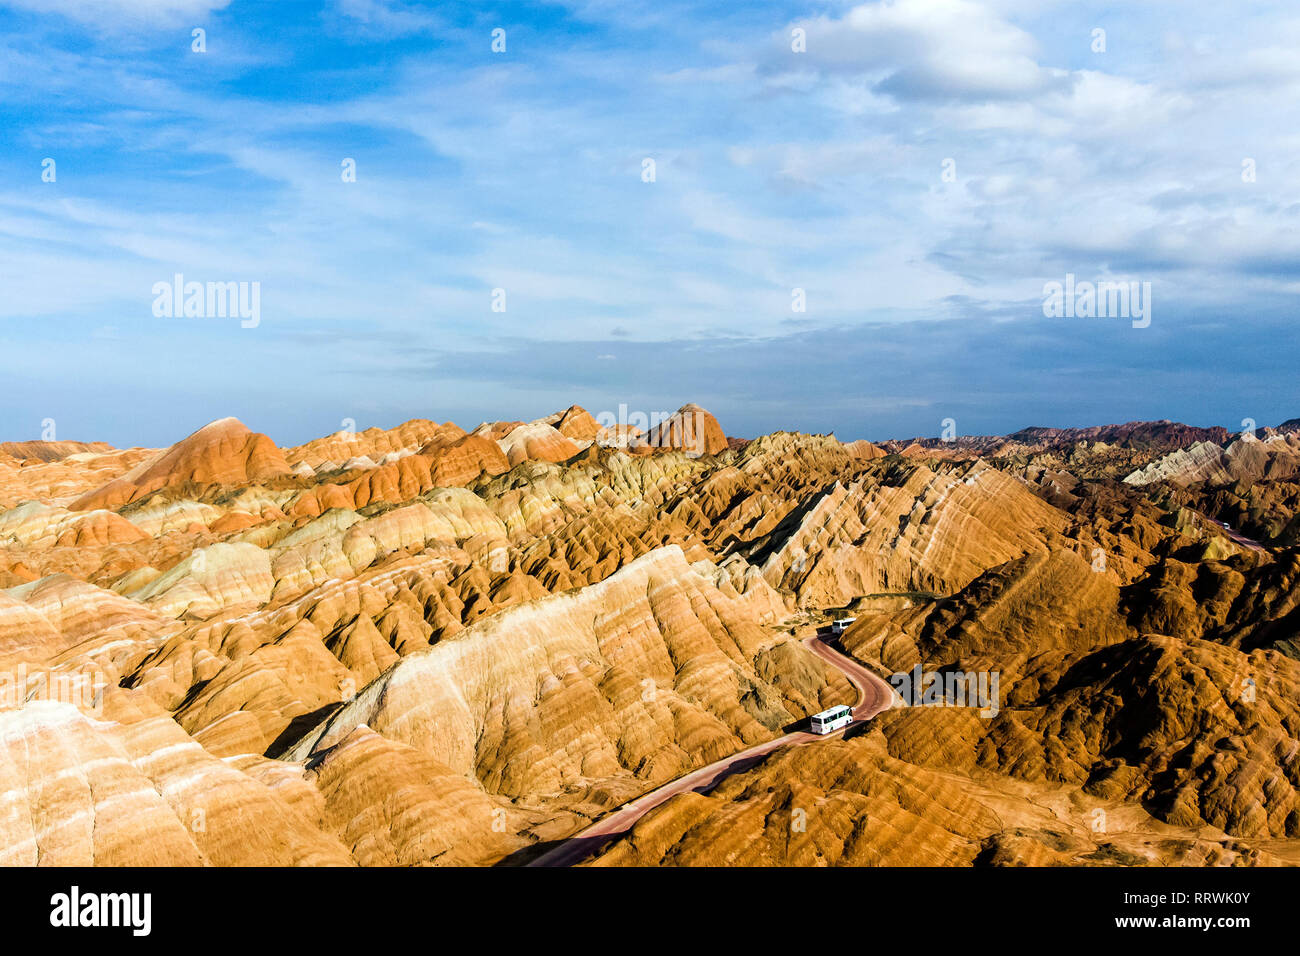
[830, 617, 857, 635]
[810, 704, 853, 735]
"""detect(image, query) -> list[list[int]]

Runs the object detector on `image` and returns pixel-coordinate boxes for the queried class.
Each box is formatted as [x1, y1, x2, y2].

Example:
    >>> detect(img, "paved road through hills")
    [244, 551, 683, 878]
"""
[1192, 510, 1267, 552]
[526, 630, 894, 868]
[1221, 524, 1267, 552]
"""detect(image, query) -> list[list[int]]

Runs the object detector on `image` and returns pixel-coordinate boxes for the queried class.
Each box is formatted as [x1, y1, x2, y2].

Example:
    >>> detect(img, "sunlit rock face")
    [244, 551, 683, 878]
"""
[2, 406, 1298, 866]
[1124, 433, 1300, 488]
[643, 403, 729, 456]
[71, 418, 291, 512]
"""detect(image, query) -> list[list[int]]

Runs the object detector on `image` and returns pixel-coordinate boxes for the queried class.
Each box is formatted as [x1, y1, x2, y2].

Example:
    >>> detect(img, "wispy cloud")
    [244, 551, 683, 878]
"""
[2, 0, 232, 28]
[0, 0, 1295, 446]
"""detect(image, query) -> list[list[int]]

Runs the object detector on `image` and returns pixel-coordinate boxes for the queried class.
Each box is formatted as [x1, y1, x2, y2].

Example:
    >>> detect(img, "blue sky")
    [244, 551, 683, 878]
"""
[0, 0, 1296, 447]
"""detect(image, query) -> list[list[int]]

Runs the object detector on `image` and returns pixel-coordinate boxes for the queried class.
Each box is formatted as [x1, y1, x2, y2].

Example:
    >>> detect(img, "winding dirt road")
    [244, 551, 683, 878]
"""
[526, 631, 894, 868]
[1220, 524, 1267, 552]
[1192, 509, 1267, 552]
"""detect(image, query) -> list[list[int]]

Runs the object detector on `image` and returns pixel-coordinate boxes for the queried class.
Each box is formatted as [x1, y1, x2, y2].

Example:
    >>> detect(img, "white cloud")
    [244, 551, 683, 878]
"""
[333, 0, 440, 38]
[5, 0, 1300, 445]
[1, 0, 230, 27]
[781, 0, 1066, 101]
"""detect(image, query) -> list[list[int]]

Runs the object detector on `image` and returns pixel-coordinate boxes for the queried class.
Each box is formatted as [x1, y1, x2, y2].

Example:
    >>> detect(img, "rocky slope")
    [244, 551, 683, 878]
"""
[1, 408, 1297, 867]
